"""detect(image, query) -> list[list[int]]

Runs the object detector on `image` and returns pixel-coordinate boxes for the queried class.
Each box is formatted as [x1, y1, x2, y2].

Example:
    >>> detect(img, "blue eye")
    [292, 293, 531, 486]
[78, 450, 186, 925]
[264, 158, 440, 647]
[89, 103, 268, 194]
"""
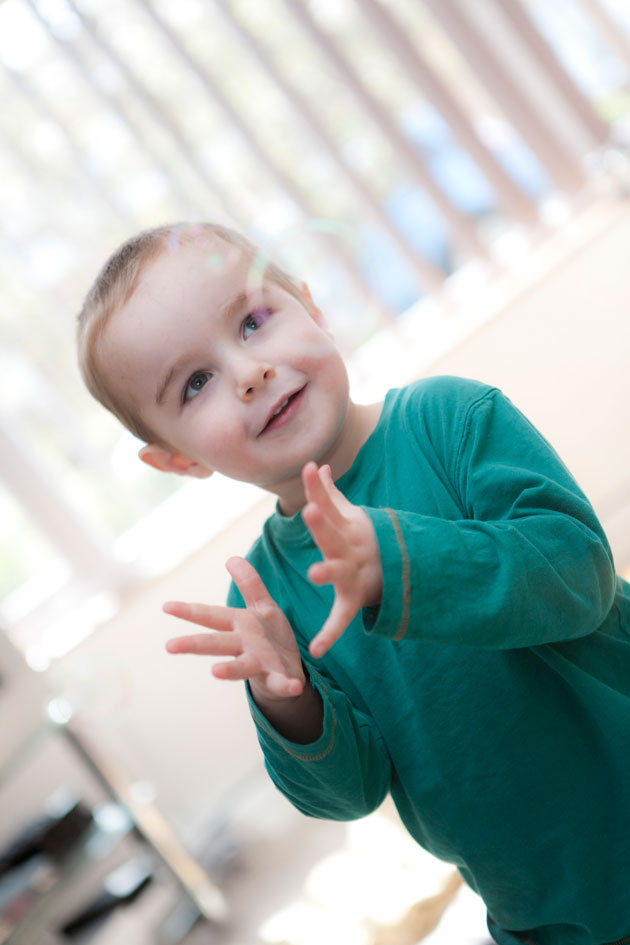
[242, 308, 271, 339]
[183, 371, 212, 402]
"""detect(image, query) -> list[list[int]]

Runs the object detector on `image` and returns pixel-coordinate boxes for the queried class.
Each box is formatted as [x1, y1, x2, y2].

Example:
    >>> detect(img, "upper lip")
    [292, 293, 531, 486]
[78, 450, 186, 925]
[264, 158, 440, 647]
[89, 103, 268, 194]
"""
[258, 386, 305, 435]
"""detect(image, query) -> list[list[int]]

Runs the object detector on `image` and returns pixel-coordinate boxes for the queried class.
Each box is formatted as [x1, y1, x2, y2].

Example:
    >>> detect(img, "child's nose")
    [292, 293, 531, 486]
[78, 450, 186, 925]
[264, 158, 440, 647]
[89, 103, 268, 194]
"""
[235, 358, 276, 400]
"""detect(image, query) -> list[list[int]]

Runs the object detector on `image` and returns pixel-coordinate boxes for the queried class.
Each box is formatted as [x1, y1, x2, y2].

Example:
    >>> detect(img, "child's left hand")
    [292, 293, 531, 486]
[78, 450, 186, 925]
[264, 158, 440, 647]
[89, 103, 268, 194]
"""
[302, 462, 383, 658]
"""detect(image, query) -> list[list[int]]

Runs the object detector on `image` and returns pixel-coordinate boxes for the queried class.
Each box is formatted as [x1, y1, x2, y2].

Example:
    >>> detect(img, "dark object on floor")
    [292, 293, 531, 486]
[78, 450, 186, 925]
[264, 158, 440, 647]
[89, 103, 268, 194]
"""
[0, 795, 92, 875]
[59, 857, 153, 937]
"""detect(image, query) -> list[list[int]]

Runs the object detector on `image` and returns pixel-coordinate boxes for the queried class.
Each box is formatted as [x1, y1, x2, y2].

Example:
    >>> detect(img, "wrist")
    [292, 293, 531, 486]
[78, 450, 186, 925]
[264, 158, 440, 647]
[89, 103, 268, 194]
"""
[249, 680, 301, 711]
[357, 509, 383, 607]
[364, 563, 383, 607]
[249, 674, 324, 744]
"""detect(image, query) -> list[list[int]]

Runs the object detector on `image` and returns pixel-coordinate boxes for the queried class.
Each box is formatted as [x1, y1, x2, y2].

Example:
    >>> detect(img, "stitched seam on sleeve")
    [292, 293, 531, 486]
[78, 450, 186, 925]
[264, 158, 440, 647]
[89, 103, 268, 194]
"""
[254, 669, 337, 762]
[453, 388, 498, 499]
[386, 508, 411, 640]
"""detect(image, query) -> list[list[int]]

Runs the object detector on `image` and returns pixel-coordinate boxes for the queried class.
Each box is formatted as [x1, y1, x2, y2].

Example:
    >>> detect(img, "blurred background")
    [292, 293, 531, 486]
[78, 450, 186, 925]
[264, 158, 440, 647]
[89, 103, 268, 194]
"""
[0, 1, 629, 943]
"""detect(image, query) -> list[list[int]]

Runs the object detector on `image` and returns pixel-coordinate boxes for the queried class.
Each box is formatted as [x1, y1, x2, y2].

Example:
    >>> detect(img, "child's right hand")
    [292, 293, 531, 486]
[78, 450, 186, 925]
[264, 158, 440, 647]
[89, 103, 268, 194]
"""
[163, 556, 305, 708]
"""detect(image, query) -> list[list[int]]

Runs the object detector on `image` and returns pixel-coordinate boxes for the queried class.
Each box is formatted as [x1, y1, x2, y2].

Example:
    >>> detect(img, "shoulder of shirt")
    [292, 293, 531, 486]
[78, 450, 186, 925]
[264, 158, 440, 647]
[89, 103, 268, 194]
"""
[384, 376, 504, 469]
[392, 374, 499, 414]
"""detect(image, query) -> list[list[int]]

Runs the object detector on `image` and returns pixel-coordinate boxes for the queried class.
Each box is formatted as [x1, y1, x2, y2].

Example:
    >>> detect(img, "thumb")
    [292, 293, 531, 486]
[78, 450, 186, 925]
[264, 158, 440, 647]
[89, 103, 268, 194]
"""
[266, 672, 304, 698]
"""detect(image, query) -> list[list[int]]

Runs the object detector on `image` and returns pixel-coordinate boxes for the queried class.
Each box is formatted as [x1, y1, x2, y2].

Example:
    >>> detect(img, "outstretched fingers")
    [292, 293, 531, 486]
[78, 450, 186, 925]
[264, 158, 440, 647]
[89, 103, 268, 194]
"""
[302, 463, 345, 524]
[226, 556, 276, 610]
[163, 602, 240, 657]
[165, 632, 241, 657]
[307, 557, 353, 588]
[309, 597, 356, 658]
[162, 600, 234, 631]
[212, 653, 303, 697]
[164, 559, 305, 699]
[302, 468, 348, 563]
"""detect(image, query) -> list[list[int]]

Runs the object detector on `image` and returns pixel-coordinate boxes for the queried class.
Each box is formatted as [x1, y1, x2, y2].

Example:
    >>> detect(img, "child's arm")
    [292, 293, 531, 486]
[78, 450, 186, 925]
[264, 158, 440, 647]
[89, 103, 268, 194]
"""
[164, 556, 323, 743]
[164, 555, 393, 820]
[303, 385, 617, 654]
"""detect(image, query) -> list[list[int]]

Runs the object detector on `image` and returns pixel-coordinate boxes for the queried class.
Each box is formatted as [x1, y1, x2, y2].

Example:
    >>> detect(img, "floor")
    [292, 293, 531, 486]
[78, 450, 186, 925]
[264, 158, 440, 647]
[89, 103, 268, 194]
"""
[9, 781, 493, 945]
[181, 788, 494, 945]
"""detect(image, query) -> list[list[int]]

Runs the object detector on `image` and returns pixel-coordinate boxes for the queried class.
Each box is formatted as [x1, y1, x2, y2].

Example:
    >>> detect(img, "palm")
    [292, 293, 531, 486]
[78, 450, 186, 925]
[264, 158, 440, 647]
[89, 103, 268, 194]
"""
[163, 556, 304, 699]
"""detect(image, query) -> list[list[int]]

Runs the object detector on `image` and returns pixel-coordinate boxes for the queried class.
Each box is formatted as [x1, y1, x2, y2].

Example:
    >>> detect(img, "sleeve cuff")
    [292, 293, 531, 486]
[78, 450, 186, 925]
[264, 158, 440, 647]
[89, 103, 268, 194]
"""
[361, 506, 411, 640]
[246, 666, 337, 762]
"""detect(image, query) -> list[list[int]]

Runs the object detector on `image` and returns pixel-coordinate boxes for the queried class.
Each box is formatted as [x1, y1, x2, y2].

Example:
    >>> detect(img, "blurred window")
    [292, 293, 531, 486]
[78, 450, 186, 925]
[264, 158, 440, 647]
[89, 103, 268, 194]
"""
[0, 0, 627, 663]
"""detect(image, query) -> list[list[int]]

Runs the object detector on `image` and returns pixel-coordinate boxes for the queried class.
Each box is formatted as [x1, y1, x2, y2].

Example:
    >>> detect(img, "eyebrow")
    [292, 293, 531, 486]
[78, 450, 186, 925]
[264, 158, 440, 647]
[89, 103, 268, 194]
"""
[154, 291, 253, 406]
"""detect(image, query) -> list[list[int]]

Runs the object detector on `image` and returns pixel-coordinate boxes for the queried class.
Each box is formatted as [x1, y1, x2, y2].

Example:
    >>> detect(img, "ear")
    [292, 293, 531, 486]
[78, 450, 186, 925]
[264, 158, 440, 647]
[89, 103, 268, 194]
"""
[138, 444, 213, 479]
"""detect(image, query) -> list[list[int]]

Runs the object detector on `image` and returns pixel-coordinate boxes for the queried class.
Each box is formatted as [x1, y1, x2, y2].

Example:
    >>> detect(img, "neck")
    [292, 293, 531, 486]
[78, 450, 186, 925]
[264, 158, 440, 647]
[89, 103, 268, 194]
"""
[274, 400, 383, 516]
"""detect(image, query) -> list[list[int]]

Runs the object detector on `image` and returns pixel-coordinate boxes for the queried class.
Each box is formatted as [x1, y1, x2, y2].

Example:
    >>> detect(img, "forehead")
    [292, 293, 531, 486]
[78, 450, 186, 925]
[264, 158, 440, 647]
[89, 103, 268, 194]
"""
[137, 236, 259, 305]
[109, 238, 265, 343]
[102, 237, 273, 365]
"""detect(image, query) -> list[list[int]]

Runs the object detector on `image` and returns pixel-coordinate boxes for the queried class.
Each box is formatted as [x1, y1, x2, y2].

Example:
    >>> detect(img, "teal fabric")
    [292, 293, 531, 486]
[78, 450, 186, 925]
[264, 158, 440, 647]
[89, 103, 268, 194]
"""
[227, 376, 630, 945]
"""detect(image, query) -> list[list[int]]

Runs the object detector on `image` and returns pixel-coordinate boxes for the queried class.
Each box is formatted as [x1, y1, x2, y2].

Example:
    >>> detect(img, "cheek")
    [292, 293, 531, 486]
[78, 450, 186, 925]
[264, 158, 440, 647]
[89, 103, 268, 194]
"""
[195, 415, 235, 456]
[313, 349, 349, 397]
[295, 337, 347, 381]
[174, 398, 231, 453]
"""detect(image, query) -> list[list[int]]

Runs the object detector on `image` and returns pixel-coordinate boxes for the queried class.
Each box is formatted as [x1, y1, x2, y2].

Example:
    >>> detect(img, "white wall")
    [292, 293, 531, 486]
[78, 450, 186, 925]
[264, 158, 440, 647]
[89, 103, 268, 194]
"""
[422, 202, 630, 571]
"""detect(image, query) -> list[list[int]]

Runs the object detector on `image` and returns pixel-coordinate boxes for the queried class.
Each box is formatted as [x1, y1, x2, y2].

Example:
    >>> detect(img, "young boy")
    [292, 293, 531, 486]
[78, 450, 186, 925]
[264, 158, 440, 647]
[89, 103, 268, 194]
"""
[78, 222, 630, 945]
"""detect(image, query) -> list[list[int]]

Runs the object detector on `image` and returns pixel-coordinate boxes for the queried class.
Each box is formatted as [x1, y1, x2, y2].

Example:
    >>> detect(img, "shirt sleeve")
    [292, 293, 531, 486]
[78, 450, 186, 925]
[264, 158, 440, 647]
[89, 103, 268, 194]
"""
[246, 663, 392, 820]
[227, 584, 392, 820]
[362, 386, 617, 649]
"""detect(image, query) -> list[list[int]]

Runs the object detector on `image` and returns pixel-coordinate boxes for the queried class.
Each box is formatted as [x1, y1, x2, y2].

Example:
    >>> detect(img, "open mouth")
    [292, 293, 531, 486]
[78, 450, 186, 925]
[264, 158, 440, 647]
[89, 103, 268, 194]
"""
[259, 386, 306, 435]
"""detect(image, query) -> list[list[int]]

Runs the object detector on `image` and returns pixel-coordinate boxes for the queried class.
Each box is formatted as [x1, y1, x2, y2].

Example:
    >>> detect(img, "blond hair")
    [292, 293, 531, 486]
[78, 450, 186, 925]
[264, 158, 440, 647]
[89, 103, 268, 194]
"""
[77, 222, 306, 446]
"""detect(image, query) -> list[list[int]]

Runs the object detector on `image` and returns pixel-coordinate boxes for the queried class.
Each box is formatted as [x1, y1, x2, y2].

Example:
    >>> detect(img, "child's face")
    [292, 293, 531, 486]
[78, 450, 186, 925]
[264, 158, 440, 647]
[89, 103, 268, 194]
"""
[101, 238, 354, 501]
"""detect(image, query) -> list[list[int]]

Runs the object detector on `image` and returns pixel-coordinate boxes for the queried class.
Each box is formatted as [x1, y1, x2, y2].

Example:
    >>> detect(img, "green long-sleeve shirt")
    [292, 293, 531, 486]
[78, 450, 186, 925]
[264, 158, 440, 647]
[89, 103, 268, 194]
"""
[228, 376, 630, 945]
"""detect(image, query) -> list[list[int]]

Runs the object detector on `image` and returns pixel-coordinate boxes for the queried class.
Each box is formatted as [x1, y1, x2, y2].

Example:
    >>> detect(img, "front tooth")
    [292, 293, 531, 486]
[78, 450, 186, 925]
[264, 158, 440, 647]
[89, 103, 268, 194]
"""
[273, 399, 289, 417]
